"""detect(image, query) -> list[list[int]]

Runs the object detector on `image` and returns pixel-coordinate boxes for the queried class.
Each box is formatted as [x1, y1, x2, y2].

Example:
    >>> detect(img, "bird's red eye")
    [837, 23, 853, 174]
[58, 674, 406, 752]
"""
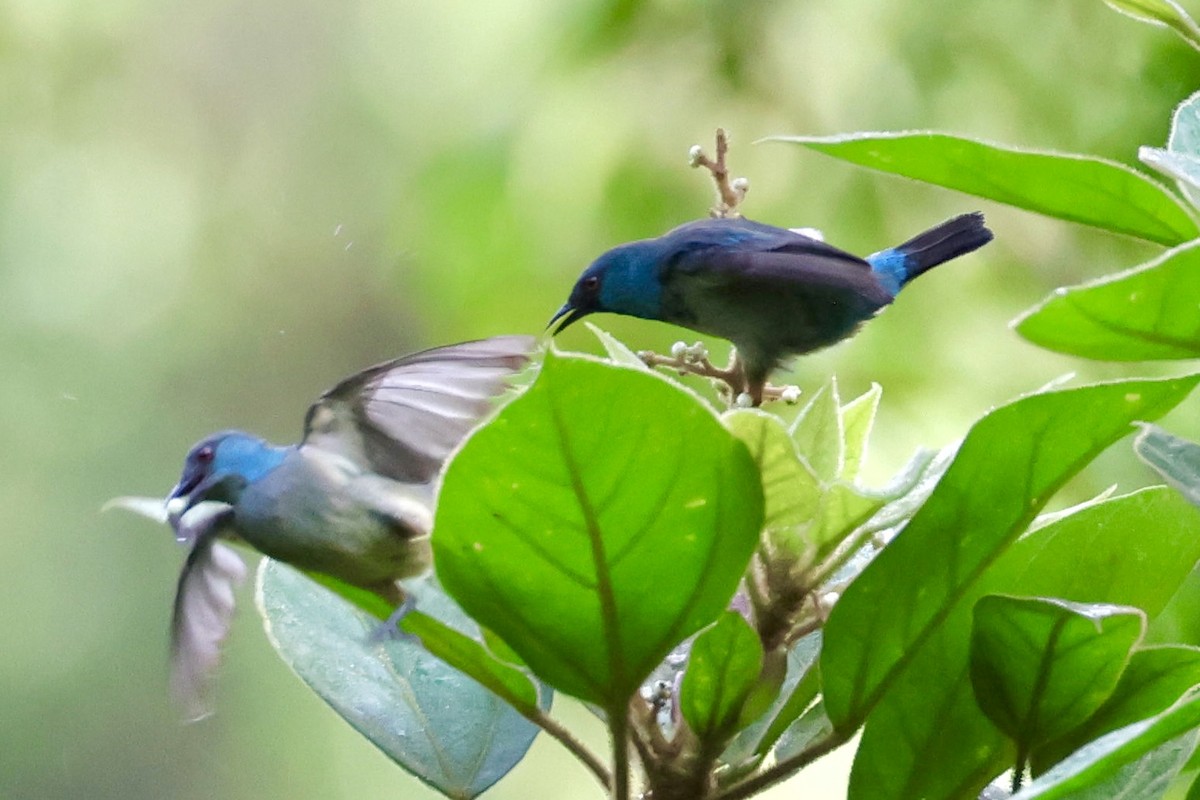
[583, 275, 600, 293]
[197, 446, 214, 464]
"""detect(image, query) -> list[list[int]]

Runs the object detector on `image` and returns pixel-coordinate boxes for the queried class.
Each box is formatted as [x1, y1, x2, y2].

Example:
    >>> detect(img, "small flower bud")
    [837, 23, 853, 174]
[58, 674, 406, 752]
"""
[735, 392, 754, 408]
[781, 385, 802, 404]
[688, 145, 704, 167]
[731, 176, 749, 193]
[671, 341, 688, 358]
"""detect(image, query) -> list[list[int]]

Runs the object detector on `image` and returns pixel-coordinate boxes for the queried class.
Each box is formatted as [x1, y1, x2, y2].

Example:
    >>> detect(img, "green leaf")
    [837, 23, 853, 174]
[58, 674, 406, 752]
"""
[303, 570, 396, 620]
[434, 351, 764, 706]
[1036, 645, 1200, 773]
[257, 563, 545, 799]
[1139, 146, 1200, 200]
[720, 633, 822, 767]
[1014, 241, 1200, 361]
[1039, 731, 1200, 800]
[1140, 91, 1200, 206]
[1104, 0, 1200, 51]
[841, 383, 882, 483]
[1168, 91, 1200, 163]
[846, 486, 1200, 800]
[481, 627, 528, 668]
[1135, 424, 1200, 507]
[810, 484, 886, 564]
[770, 132, 1198, 246]
[680, 612, 766, 741]
[723, 409, 821, 530]
[970, 596, 1144, 756]
[1011, 692, 1200, 799]
[791, 382, 843, 483]
[822, 375, 1198, 735]
[400, 613, 543, 716]
[750, 635, 823, 759]
[771, 698, 835, 763]
[585, 322, 650, 370]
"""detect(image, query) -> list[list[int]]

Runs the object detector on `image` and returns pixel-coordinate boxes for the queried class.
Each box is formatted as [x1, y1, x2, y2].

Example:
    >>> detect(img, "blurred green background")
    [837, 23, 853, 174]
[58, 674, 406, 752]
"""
[5, 0, 1198, 797]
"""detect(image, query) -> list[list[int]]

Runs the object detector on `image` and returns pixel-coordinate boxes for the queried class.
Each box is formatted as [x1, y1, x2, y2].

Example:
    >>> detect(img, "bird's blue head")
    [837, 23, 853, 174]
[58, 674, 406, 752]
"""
[167, 430, 287, 511]
[548, 241, 665, 333]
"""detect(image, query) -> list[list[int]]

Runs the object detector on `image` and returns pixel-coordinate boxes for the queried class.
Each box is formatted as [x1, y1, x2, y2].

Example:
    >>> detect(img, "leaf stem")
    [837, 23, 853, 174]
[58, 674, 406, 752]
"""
[528, 707, 613, 791]
[710, 729, 847, 800]
[610, 704, 632, 800]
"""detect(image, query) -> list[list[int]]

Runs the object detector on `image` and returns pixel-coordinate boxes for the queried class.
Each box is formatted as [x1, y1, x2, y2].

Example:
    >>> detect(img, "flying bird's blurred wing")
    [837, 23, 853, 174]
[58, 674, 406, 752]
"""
[169, 501, 244, 722]
[301, 336, 535, 484]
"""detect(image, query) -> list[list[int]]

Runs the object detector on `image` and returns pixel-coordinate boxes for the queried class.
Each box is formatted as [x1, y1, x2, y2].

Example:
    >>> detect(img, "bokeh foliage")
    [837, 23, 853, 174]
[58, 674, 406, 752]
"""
[9, 0, 1200, 798]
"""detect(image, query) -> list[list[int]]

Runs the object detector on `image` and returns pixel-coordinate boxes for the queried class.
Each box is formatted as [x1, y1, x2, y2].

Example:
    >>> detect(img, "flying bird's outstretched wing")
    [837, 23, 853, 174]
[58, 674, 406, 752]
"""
[301, 336, 535, 484]
[169, 501, 244, 721]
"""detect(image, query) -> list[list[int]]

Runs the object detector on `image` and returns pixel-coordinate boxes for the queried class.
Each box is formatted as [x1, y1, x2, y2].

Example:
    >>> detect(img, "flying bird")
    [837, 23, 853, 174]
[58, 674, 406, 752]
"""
[123, 336, 533, 719]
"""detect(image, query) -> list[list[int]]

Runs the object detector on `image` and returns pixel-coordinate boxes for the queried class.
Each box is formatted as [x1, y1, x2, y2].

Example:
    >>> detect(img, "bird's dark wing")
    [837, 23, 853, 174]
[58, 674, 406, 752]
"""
[671, 249, 892, 307]
[301, 335, 535, 484]
[663, 218, 875, 273]
[169, 502, 244, 722]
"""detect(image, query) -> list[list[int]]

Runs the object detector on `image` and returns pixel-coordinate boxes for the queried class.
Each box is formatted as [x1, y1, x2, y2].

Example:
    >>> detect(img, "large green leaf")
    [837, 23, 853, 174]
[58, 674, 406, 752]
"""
[1055, 732, 1200, 800]
[434, 350, 764, 706]
[1105, 0, 1200, 52]
[1015, 241, 1200, 360]
[771, 132, 1198, 245]
[840, 383, 882, 483]
[822, 375, 1199, 735]
[1136, 424, 1200, 507]
[846, 486, 1200, 800]
[299, 572, 548, 718]
[790, 382, 843, 483]
[970, 597, 1144, 759]
[1140, 92, 1200, 209]
[723, 409, 820, 530]
[1035, 645, 1200, 773]
[257, 563, 545, 800]
[680, 612, 765, 742]
[1011, 694, 1200, 799]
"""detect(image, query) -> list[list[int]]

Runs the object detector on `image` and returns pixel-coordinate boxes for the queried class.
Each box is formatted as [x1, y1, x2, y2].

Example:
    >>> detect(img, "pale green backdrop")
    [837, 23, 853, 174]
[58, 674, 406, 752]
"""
[4, 1, 1197, 797]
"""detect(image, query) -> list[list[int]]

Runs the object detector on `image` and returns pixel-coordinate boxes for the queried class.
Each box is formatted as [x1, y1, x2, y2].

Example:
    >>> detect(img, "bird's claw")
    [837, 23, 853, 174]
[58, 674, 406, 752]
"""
[638, 345, 801, 407]
[369, 594, 418, 644]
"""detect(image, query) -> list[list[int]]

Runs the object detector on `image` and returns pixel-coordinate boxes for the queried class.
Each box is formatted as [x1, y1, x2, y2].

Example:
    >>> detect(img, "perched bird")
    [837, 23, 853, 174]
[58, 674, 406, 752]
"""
[549, 214, 992, 404]
[145, 336, 533, 718]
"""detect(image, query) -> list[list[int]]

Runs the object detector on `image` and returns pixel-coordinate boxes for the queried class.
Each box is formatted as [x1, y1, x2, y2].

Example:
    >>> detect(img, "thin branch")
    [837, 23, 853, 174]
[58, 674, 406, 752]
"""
[528, 706, 613, 791]
[690, 128, 747, 218]
[638, 347, 801, 407]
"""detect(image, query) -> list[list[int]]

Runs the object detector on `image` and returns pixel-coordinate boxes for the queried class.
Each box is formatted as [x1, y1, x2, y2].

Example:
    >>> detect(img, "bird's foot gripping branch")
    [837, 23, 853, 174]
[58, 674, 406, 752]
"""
[637, 341, 802, 407]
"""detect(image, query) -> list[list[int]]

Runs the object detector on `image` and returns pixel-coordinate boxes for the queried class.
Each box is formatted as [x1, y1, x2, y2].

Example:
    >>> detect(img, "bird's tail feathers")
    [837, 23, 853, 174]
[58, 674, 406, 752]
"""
[869, 212, 993, 294]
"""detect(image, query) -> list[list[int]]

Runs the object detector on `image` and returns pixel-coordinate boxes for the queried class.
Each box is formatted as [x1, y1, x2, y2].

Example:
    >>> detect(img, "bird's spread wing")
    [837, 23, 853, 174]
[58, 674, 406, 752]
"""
[301, 335, 535, 484]
[169, 501, 245, 721]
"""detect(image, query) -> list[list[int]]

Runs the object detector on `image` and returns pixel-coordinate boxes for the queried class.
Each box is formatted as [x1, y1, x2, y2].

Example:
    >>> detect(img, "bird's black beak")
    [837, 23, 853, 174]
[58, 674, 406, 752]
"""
[547, 302, 583, 334]
[168, 474, 201, 505]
